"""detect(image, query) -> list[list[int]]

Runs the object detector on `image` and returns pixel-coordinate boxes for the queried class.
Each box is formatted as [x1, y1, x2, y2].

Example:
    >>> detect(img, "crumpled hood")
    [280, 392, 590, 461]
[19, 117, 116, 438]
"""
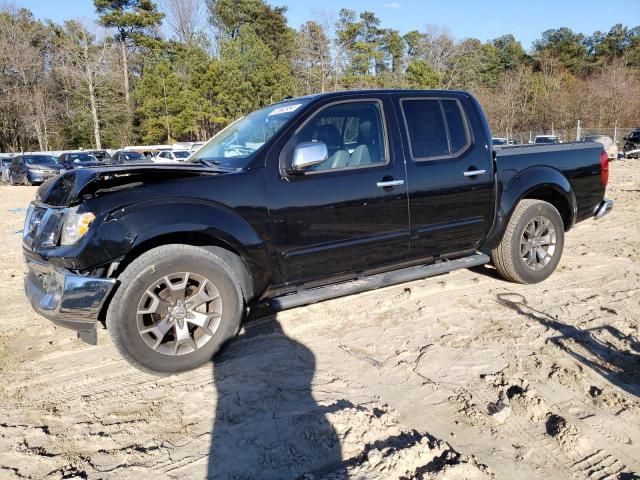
[36, 164, 221, 207]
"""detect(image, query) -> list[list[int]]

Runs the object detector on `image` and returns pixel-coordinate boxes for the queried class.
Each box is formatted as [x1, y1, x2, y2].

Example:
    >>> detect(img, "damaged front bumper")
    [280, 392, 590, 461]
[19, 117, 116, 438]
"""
[24, 255, 115, 344]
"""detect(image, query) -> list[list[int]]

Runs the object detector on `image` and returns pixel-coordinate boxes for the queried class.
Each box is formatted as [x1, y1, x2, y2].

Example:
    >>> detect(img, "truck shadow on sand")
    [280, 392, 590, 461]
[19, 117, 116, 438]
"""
[496, 292, 640, 397]
[207, 316, 344, 479]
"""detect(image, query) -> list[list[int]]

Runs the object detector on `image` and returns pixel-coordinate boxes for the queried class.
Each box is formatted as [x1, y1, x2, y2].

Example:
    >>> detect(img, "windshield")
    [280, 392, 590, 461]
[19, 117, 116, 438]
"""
[173, 151, 190, 159]
[190, 99, 309, 169]
[25, 155, 59, 165]
[67, 153, 98, 163]
[121, 152, 145, 161]
[492, 138, 507, 145]
[89, 151, 107, 159]
[535, 137, 557, 144]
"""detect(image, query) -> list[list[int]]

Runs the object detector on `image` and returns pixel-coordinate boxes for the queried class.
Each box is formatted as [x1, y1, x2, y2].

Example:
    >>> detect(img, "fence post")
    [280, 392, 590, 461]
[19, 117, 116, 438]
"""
[614, 120, 617, 143]
[576, 120, 581, 141]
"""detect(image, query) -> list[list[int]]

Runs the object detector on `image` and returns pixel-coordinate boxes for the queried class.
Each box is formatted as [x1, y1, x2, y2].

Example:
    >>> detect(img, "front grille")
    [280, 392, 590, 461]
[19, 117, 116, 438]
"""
[23, 203, 64, 249]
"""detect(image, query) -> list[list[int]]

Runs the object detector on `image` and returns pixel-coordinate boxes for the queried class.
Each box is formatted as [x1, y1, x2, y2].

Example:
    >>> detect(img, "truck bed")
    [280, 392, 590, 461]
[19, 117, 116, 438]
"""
[495, 142, 605, 223]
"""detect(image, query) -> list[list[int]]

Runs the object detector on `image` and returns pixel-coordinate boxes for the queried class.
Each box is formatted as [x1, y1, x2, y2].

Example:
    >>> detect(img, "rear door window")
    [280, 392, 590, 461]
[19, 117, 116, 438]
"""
[401, 98, 471, 160]
[442, 100, 469, 154]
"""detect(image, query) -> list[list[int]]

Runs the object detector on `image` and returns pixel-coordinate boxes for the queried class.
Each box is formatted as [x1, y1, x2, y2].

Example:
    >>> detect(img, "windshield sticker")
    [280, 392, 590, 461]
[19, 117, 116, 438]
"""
[268, 104, 302, 116]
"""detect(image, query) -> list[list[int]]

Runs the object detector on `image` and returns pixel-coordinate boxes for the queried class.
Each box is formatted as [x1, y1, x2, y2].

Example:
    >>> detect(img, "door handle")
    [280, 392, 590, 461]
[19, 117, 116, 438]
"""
[463, 169, 486, 177]
[376, 179, 405, 188]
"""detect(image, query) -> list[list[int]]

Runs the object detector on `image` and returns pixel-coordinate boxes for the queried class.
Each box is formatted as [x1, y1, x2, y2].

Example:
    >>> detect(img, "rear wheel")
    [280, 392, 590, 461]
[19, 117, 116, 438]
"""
[106, 244, 244, 374]
[491, 199, 565, 284]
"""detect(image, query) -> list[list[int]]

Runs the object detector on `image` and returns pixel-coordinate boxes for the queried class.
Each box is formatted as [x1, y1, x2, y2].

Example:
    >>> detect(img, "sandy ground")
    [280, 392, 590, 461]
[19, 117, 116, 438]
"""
[0, 161, 638, 479]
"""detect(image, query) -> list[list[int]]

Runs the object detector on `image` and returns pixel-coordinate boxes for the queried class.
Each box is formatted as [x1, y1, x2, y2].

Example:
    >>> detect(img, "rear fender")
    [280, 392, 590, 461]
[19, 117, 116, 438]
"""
[482, 166, 576, 250]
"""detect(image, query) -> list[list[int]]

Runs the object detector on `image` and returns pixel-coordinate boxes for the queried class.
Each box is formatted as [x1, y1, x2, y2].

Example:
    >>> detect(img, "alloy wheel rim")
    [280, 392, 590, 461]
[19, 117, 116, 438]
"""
[520, 215, 557, 271]
[136, 272, 222, 356]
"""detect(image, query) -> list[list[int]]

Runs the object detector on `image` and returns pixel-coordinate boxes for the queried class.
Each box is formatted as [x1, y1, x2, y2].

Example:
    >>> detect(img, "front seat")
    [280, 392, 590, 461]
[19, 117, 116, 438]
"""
[349, 120, 375, 167]
[317, 124, 349, 169]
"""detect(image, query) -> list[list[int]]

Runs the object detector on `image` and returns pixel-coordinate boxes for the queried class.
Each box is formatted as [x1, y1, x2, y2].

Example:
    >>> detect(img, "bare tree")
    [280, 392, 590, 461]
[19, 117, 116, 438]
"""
[56, 21, 110, 149]
[588, 57, 639, 127]
[163, 0, 205, 44]
[422, 25, 457, 73]
[295, 19, 332, 94]
[0, 7, 54, 150]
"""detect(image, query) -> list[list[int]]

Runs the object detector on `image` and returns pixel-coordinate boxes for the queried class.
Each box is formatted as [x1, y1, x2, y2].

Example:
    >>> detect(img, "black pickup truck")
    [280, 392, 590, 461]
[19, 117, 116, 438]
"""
[23, 90, 613, 373]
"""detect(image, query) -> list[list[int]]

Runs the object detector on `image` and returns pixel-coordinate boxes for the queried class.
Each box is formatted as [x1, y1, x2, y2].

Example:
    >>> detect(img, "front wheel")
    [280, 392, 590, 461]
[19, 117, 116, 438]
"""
[491, 199, 565, 284]
[106, 244, 244, 374]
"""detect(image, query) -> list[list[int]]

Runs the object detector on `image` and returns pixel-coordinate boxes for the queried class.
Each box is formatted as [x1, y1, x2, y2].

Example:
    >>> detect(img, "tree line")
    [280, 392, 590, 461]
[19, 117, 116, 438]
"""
[0, 0, 638, 152]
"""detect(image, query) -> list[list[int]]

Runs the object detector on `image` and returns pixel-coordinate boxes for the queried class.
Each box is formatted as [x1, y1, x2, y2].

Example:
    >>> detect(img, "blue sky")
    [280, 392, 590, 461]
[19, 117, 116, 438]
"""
[20, 0, 640, 50]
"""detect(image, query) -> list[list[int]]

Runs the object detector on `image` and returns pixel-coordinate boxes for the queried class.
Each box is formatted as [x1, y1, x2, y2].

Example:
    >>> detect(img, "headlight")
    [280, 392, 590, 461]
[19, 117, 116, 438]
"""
[60, 207, 95, 245]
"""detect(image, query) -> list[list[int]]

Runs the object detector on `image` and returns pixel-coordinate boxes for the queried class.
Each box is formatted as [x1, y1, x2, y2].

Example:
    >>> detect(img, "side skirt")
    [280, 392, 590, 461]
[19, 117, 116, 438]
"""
[270, 252, 489, 311]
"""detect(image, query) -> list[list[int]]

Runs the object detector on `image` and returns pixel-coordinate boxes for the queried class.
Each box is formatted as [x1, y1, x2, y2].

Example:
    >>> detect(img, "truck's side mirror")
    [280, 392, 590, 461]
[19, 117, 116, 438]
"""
[291, 142, 328, 173]
[623, 136, 628, 141]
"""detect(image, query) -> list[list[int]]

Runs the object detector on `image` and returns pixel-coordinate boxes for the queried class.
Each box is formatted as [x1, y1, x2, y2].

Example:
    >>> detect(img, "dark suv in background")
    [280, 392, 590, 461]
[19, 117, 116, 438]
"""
[58, 152, 102, 170]
[623, 129, 640, 158]
[108, 150, 147, 165]
[85, 150, 111, 162]
[8, 154, 64, 185]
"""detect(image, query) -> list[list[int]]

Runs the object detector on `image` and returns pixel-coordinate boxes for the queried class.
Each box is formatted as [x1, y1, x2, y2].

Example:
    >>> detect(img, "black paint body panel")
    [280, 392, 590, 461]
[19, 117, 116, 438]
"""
[26, 90, 607, 304]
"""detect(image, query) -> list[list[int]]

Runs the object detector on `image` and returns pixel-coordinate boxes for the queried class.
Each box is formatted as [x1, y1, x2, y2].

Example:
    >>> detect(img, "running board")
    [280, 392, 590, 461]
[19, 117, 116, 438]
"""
[270, 252, 490, 311]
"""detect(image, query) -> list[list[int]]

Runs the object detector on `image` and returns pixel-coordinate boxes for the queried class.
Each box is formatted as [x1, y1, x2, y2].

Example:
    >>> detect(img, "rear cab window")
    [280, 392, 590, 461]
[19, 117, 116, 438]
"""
[400, 98, 471, 161]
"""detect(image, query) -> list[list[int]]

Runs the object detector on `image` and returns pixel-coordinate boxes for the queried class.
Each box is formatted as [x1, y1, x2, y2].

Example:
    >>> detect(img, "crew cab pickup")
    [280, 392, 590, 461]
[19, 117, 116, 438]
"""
[23, 90, 613, 374]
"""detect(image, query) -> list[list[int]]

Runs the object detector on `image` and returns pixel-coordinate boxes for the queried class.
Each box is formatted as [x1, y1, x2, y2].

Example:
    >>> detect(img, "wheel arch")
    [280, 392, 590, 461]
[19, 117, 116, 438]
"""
[120, 231, 255, 301]
[482, 166, 577, 250]
[95, 200, 273, 319]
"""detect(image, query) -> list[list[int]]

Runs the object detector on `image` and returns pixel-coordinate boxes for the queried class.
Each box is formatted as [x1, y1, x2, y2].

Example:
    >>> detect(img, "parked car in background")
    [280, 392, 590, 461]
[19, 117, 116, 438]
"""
[8, 154, 64, 185]
[131, 148, 162, 160]
[174, 142, 206, 152]
[581, 135, 618, 160]
[493, 138, 517, 146]
[58, 152, 102, 170]
[623, 129, 640, 159]
[152, 150, 191, 163]
[85, 150, 111, 162]
[108, 150, 148, 165]
[0, 157, 13, 182]
[534, 135, 560, 144]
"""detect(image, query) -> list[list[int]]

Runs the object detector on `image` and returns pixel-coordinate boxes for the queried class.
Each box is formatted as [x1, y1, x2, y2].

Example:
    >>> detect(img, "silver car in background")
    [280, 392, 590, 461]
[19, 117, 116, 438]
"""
[581, 135, 618, 160]
[0, 157, 12, 182]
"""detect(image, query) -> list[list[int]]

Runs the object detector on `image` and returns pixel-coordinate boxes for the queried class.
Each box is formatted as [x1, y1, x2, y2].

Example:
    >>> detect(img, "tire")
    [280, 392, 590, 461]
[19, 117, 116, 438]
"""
[491, 199, 565, 284]
[106, 244, 244, 374]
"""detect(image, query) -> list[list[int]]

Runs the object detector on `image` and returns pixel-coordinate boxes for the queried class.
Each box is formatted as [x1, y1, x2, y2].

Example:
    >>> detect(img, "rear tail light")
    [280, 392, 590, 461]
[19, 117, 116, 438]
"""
[600, 149, 609, 187]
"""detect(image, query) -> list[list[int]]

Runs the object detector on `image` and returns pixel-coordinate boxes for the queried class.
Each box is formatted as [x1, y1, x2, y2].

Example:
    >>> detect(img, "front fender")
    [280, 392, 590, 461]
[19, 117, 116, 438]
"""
[86, 198, 272, 299]
[482, 166, 577, 250]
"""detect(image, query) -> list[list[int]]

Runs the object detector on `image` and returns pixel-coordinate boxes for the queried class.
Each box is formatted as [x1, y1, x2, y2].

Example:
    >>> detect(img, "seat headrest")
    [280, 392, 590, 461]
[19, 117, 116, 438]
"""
[317, 124, 342, 148]
[359, 120, 373, 140]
